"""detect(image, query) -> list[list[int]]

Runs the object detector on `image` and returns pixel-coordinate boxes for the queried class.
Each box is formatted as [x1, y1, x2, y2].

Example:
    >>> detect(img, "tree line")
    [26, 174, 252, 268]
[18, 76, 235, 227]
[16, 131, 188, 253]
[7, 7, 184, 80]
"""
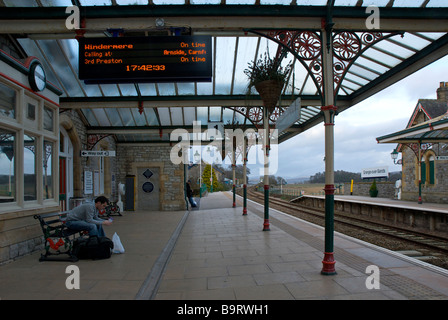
[308, 170, 402, 184]
[204, 165, 401, 188]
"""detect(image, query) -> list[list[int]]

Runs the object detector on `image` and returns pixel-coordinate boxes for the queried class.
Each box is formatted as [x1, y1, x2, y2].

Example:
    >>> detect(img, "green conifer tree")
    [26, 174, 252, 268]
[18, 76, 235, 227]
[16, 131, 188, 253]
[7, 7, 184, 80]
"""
[202, 164, 219, 192]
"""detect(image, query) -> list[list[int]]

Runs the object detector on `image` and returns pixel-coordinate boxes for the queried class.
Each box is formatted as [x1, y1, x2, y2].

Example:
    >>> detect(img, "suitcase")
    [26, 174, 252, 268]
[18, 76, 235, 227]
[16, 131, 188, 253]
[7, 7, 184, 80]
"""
[73, 236, 114, 260]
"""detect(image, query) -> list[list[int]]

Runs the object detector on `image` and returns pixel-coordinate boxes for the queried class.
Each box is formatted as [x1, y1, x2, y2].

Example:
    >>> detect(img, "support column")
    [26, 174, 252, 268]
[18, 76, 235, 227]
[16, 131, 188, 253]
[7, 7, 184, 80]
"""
[210, 162, 213, 193]
[183, 146, 189, 210]
[321, 106, 337, 275]
[418, 142, 423, 204]
[321, 22, 337, 275]
[232, 147, 236, 208]
[243, 136, 248, 216]
[263, 106, 270, 231]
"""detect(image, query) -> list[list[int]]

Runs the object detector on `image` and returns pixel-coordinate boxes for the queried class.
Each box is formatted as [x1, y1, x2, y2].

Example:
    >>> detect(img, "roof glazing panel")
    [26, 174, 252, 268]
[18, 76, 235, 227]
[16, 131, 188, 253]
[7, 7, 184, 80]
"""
[427, 0, 448, 7]
[4, 0, 448, 7]
[2, 0, 447, 144]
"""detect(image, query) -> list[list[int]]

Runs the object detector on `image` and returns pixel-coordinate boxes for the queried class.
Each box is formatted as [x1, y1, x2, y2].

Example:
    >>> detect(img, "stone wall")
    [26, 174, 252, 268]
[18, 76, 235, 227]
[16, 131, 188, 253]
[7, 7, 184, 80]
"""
[116, 144, 185, 211]
[401, 144, 448, 204]
[344, 181, 396, 199]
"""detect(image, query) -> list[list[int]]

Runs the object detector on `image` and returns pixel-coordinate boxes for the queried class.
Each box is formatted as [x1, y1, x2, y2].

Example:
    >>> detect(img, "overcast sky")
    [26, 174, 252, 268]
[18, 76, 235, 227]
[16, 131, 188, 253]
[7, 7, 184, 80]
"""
[243, 55, 448, 180]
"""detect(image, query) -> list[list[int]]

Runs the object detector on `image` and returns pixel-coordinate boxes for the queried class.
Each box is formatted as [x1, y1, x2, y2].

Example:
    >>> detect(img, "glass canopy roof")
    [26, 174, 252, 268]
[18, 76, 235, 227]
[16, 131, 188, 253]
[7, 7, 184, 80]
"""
[1, 0, 448, 146]
[3, 0, 448, 7]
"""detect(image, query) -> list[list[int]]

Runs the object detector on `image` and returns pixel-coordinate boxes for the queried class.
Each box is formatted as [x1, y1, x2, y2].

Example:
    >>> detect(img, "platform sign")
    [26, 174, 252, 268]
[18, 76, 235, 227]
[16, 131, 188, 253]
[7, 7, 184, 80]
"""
[361, 166, 388, 179]
[78, 36, 212, 83]
[81, 150, 116, 157]
[276, 98, 301, 133]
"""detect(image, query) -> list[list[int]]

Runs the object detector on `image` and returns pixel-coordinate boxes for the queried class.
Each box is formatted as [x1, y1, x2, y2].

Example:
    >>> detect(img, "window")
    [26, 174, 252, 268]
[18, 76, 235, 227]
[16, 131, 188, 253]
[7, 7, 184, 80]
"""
[24, 134, 36, 201]
[428, 155, 435, 185]
[420, 156, 426, 183]
[0, 129, 15, 203]
[43, 106, 54, 132]
[0, 82, 16, 119]
[43, 140, 53, 200]
[420, 153, 436, 186]
[59, 131, 64, 153]
[27, 103, 36, 120]
[0, 75, 58, 212]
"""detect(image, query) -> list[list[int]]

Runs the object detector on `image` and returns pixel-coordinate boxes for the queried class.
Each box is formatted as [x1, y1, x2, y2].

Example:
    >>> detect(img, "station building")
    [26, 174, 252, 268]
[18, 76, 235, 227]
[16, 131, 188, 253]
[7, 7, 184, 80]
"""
[400, 83, 448, 203]
[0, 36, 187, 263]
[377, 82, 448, 204]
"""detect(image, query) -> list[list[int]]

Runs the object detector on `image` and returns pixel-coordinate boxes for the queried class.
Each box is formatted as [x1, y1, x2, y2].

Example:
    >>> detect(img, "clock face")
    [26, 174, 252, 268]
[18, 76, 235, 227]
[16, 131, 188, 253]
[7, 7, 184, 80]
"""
[29, 62, 46, 92]
[155, 18, 165, 28]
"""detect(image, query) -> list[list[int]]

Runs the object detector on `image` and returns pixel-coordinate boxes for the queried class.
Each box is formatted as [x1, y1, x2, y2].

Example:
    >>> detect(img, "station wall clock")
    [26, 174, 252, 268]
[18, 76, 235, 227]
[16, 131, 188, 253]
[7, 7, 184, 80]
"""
[28, 61, 46, 92]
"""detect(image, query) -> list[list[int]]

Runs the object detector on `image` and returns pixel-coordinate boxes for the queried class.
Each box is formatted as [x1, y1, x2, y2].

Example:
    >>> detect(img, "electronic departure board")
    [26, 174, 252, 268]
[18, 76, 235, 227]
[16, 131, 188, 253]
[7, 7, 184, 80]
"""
[78, 36, 212, 83]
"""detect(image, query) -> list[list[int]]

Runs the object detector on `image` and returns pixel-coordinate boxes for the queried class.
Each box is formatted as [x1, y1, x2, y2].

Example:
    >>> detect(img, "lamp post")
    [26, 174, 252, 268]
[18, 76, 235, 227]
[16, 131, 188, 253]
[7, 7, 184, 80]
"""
[417, 143, 423, 204]
[391, 149, 399, 164]
[194, 150, 202, 197]
[391, 147, 422, 204]
[207, 147, 214, 193]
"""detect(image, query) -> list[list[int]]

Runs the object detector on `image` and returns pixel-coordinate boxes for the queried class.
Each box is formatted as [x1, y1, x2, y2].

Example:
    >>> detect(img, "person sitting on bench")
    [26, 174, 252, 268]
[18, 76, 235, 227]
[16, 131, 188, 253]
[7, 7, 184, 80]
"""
[65, 196, 113, 238]
[186, 180, 197, 208]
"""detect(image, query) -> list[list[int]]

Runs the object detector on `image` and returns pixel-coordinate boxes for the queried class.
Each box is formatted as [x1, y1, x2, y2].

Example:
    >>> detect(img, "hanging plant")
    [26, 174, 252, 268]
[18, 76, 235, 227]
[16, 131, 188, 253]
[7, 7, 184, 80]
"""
[244, 52, 292, 111]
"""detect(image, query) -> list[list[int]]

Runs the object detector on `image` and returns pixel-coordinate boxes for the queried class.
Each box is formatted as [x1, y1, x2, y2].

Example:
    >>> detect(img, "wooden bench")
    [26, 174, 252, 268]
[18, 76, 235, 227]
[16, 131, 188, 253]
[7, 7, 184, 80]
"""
[34, 212, 83, 262]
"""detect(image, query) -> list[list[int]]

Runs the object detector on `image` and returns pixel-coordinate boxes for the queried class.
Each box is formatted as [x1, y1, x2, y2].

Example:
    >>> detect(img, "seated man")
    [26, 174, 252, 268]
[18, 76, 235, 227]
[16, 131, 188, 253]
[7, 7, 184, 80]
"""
[186, 180, 197, 207]
[65, 196, 112, 237]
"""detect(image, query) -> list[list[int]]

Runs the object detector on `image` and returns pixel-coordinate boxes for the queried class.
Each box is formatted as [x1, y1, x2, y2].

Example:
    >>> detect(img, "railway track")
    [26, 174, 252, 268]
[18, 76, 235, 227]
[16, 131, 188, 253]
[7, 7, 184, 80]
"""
[245, 188, 448, 257]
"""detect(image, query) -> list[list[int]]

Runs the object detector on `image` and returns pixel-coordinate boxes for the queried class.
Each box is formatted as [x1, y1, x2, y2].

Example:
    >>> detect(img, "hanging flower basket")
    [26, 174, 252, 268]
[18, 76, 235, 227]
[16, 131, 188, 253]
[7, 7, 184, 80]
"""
[244, 52, 292, 114]
[255, 79, 284, 113]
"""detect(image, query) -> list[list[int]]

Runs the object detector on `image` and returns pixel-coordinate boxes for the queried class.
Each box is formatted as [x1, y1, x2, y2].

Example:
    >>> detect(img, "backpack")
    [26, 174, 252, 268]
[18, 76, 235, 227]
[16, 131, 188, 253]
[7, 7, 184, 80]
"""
[73, 236, 114, 260]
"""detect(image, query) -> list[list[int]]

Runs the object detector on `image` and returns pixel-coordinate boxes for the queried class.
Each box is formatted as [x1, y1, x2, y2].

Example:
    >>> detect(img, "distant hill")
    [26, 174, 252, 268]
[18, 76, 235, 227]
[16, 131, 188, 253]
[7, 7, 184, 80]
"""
[248, 176, 309, 185]
[285, 177, 309, 184]
[248, 170, 402, 185]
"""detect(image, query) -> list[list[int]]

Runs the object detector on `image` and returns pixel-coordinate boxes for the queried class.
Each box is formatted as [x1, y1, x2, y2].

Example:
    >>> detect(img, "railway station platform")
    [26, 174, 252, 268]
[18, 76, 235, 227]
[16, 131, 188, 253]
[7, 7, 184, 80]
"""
[296, 194, 448, 214]
[0, 191, 448, 301]
[292, 193, 448, 234]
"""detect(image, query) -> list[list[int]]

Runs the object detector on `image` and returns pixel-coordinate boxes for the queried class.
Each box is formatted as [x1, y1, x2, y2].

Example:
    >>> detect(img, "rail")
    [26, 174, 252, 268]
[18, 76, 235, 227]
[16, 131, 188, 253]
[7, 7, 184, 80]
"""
[246, 187, 448, 255]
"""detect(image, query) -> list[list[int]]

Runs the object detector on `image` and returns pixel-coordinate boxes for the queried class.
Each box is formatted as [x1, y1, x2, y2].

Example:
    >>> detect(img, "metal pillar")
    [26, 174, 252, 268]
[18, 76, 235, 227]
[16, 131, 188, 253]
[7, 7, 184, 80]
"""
[321, 105, 337, 275]
[183, 147, 189, 210]
[242, 136, 248, 215]
[210, 163, 213, 193]
[321, 18, 337, 275]
[232, 147, 236, 208]
[262, 106, 270, 231]
[418, 142, 423, 204]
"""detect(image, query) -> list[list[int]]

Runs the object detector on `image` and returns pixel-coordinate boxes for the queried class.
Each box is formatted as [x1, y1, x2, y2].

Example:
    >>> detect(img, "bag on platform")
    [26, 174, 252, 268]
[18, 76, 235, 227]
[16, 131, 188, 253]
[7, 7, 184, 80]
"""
[73, 236, 113, 260]
[112, 232, 125, 254]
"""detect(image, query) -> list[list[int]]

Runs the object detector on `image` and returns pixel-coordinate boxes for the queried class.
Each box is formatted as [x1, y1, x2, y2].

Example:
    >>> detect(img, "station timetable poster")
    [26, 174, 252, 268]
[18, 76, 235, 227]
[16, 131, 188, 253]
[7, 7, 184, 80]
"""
[78, 36, 212, 83]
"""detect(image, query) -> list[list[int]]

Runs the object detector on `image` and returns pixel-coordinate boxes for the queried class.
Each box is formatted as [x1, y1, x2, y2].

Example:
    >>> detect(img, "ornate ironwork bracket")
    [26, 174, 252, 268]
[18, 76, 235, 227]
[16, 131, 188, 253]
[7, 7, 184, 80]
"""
[404, 142, 434, 159]
[228, 106, 281, 129]
[228, 29, 403, 131]
[87, 134, 112, 150]
[247, 29, 403, 103]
